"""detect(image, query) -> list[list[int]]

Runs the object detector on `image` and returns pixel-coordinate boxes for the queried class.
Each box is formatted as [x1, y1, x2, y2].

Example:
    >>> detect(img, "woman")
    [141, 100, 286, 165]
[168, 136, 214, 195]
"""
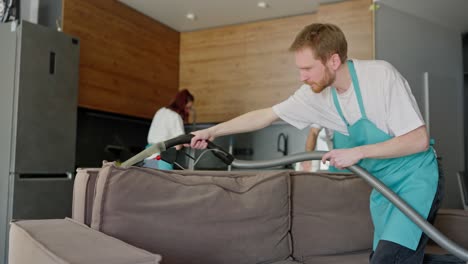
[144, 89, 194, 169]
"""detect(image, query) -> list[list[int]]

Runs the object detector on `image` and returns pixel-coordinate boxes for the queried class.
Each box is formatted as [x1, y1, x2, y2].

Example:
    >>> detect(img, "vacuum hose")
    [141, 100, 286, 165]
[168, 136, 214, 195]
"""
[233, 152, 468, 262]
[121, 135, 468, 261]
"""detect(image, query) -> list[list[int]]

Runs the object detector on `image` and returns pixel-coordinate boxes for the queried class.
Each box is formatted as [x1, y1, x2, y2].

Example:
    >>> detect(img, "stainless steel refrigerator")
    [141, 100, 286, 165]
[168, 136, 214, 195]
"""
[0, 21, 80, 263]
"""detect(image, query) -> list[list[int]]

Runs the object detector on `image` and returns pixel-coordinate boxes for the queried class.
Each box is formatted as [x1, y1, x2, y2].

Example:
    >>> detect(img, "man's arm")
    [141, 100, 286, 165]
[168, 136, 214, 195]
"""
[306, 127, 321, 151]
[300, 127, 321, 172]
[358, 125, 429, 159]
[190, 108, 279, 149]
[322, 125, 429, 169]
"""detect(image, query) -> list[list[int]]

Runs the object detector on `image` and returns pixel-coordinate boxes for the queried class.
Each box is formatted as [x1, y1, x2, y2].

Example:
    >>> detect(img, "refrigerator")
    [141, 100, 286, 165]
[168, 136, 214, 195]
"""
[0, 21, 80, 263]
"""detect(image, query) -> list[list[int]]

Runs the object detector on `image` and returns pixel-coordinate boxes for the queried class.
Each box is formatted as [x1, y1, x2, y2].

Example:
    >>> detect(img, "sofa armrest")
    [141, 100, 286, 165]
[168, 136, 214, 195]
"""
[433, 209, 468, 248]
[9, 218, 161, 264]
[73, 168, 100, 225]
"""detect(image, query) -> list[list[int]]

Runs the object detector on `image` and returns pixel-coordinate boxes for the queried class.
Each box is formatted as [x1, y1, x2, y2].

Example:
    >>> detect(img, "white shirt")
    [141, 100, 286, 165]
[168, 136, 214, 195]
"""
[273, 60, 424, 137]
[147, 107, 185, 144]
[310, 124, 334, 151]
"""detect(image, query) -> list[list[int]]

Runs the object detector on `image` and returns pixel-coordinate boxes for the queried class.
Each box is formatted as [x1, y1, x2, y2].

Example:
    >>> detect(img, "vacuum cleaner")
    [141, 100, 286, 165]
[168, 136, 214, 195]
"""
[121, 134, 468, 262]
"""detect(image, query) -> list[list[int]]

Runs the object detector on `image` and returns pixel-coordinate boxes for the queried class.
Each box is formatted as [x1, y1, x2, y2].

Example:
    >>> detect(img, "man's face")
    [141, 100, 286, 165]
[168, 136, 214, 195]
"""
[295, 48, 335, 93]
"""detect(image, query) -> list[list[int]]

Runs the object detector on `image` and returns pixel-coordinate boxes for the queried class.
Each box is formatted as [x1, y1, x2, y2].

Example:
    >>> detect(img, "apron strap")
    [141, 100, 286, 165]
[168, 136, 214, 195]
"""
[332, 88, 350, 126]
[347, 60, 368, 119]
[331, 60, 368, 127]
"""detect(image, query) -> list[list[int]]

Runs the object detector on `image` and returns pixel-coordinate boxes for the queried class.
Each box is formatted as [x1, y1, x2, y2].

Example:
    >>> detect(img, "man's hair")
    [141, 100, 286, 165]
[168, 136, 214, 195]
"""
[289, 23, 348, 64]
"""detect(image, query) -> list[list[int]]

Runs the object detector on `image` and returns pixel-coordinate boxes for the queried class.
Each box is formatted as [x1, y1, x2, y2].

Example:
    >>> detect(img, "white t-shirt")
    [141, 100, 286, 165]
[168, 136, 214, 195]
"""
[147, 107, 185, 144]
[273, 60, 424, 137]
[310, 124, 334, 151]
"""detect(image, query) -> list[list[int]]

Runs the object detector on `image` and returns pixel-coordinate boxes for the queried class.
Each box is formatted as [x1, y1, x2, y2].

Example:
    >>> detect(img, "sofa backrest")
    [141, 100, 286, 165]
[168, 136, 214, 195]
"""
[73, 168, 100, 226]
[90, 162, 292, 264]
[290, 172, 373, 262]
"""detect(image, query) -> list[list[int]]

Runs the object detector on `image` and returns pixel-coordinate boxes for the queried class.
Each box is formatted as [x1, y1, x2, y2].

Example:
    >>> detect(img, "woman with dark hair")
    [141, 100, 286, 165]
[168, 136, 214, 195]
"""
[144, 89, 194, 169]
[166, 89, 194, 123]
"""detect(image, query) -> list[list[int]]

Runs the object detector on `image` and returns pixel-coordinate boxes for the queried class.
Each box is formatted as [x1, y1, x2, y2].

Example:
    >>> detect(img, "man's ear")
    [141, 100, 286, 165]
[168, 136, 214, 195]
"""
[329, 53, 342, 70]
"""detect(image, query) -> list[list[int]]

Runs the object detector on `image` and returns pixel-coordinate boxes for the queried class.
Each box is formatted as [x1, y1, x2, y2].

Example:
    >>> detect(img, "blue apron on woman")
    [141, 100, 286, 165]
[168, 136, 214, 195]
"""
[331, 60, 438, 250]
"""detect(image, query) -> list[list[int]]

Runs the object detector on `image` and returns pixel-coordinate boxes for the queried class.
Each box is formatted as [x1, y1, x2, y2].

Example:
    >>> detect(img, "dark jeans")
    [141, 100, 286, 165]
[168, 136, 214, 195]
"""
[369, 161, 463, 264]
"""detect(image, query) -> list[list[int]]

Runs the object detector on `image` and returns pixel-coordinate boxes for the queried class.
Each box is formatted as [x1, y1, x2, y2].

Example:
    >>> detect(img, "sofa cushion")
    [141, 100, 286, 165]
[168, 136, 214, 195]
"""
[425, 208, 468, 260]
[91, 162, 291, 264]
[429, 209, 468, 248]
[301, 249, 372, 264]
[9, 218, 161, 264]
[271, 261, 303, 264]
[290, 172, 373, 260]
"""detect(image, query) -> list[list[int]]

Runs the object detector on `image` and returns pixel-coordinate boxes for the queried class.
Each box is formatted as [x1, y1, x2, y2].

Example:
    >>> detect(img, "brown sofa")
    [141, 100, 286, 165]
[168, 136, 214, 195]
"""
[8, 162, 468, 264]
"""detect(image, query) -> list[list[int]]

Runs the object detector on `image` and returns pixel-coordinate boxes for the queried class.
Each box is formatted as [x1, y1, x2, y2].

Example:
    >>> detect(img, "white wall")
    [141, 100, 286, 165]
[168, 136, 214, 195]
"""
[375, 4, 465, 208]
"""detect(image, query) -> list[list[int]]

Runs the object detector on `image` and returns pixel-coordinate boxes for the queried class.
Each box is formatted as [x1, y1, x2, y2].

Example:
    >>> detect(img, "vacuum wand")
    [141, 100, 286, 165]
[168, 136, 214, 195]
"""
[120, 142, 165, 168]
[120, 134, 196, 168]
[120, 134, 234, 168]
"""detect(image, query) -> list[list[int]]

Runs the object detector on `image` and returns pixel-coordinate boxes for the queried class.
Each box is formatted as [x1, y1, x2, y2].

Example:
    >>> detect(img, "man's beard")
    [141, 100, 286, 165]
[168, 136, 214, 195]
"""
[308, 68, 335, 93]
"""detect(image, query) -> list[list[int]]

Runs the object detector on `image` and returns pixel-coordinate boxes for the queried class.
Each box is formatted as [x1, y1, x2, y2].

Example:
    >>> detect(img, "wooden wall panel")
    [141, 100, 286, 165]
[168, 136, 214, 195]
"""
[63, 0, 180, 119]
[180, 0, 373, 122]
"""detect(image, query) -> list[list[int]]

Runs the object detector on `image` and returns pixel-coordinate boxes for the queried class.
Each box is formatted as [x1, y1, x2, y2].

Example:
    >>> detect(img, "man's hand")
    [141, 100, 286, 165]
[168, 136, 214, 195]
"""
[321, 148, 364, 170]
[187, 108, 279, 150]
[189, 129, 215, 149]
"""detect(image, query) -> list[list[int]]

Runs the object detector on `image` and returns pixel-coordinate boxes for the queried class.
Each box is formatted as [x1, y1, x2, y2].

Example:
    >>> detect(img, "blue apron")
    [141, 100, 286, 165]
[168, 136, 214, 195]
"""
[331, 60, 438, 250]
[328, 131, 351, 173]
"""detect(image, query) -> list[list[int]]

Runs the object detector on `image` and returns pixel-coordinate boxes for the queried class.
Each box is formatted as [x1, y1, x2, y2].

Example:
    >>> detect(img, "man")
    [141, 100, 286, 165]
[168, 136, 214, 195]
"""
[301, 125, 333, 171]
[306, 125, 333, 152]
[190, 23, 442, 263]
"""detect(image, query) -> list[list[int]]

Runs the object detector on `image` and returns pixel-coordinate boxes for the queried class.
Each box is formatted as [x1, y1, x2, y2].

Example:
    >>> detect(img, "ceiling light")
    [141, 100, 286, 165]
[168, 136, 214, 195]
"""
[257, 1, 269, 8]
[186, 12, 196, 20]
